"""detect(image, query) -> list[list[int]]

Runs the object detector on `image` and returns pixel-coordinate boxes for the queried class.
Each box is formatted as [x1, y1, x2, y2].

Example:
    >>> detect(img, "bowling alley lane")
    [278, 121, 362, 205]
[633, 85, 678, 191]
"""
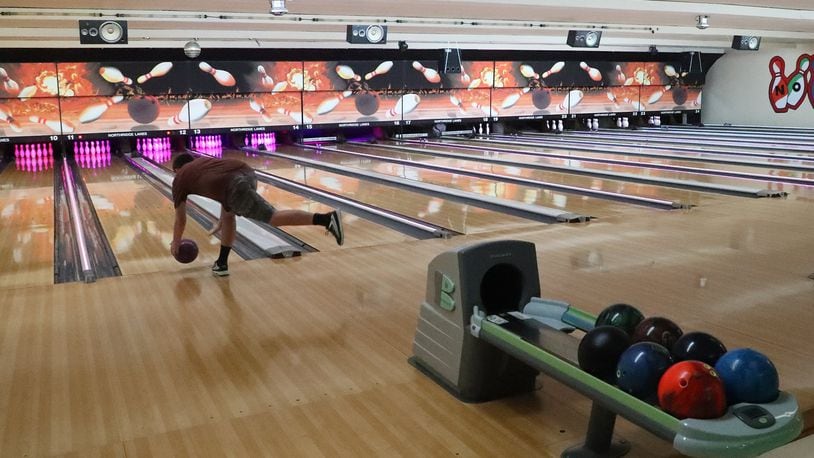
[223, 149, 542, 234]
[76, 156, 231, 276]
[337, 141, 723, 208]
[0, 163, 55, 289]
[426, 139, 809, 196]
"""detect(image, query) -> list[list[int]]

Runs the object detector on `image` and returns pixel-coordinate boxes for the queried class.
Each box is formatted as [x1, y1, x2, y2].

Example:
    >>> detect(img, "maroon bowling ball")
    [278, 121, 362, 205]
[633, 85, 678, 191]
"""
[672, 86, 688, 106]
[633, 316, 683, 349]
[175, 239, 199, 264]
[531, 88, 551, 109]
[355, 92, 380, 116]
[128, 95, 160, 124]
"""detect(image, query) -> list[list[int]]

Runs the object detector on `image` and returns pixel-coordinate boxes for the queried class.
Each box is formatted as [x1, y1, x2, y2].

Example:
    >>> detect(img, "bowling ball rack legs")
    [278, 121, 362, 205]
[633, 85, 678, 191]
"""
[562, 403, 630, 458]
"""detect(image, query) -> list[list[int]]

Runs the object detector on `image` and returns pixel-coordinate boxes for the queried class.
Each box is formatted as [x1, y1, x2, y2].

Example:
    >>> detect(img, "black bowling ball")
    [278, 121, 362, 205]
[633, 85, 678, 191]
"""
[578, 325, 631, 383]
[672, 86, 688, 106]
[671, 331, 727, 366]
[127, 96, 160, 124]
[355, 92, 380, 116]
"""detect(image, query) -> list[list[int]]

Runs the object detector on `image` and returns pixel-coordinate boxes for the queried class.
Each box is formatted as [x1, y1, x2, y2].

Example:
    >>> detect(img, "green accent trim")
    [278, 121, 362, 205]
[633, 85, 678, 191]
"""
[441, 274, 455, 294]
[440, 292, 455, 312]
[562, 307, 597, 332]
[481, 320, 680, 436]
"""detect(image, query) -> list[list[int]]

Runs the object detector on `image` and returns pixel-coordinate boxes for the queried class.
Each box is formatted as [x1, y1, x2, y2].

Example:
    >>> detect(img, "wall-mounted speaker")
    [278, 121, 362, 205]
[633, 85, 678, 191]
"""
[567, 30, 601, 48]
[79, 20, 128, 45]
[732, 35, 761, 51]
[441, 48, 462, 74]
[346, 25, 388, 45]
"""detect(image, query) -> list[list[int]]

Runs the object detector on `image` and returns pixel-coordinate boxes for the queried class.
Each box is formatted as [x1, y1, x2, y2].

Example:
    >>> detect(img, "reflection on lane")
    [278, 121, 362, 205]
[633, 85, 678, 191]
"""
[411, 140, 807, 197]
[225, 149, 541, 234]
[263, 145, 649, 217]
[0, 164, 54, 288]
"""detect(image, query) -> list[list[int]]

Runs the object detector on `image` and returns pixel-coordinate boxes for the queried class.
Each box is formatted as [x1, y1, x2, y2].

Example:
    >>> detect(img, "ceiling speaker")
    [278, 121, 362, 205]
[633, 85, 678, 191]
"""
[732, 35, 761, 51]
[567, 30, 601, 48]
[346, 25, 387, 44]
[79, 20, 128, 45]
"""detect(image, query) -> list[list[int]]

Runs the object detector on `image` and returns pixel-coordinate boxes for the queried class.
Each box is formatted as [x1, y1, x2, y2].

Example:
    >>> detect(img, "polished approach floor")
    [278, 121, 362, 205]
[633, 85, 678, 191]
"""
[0, 127, 812, 456]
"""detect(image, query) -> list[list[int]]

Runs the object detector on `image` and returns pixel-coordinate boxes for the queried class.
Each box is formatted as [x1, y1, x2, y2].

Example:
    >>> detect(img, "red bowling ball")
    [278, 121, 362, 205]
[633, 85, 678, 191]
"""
[633, 316, 683, 349]
[657, 360, 727, 419]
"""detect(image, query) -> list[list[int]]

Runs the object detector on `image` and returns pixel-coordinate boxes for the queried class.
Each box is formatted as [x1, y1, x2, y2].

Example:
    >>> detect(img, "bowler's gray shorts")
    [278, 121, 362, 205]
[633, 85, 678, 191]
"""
[226, 171, 275, 222]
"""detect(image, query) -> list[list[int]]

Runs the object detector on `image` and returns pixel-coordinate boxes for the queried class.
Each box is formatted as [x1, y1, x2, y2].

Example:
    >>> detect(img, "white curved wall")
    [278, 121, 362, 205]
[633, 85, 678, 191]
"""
[702, 44, 813, 128]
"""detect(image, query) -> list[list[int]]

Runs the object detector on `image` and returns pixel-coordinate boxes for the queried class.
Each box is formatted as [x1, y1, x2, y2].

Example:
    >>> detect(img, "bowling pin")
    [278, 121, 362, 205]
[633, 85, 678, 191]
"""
[542, 61, 565, 79]
[0, 67, 20, 95]
[276, 107, 313, 124]
[271, 81, 288, 94]
[29, 116, 74, 133]
[99, 66, 133, 85]
[614, 65, 626, 85]
[557, 120, 563, 133]
[198, 62, 236, 86]
[616, 117, 622, 128]
[316, 90, 353, 115]
[787, 55, 810, 109]
[467, 78, 482, 90]
[79, 95, 125, 123]
[579, 61, 602, 82]
[412, 61, 441, 84]
[386, 93, 421, 118]
[257, 65, 274, 88]
[664, 65, 677, 78]
[519, 64, 539, 79]
[137, 62, 173, 84]
[558, 90, 584, 111]
[647, 85, 671, 105]
[693, 91, 703, 107]
[500, 87, 530, 109]
[459, 70, 471, 84]
[450, 95, 466, 113]
[249, 98, 274, 122]
[364, 61, 393, 80]
[168, 98, 212, 126]
[335, 65, 361, 81]
[622, 117, 629, 128]
[768, 57, 788, 111]
[0, 105, 22, 132]
[18, 85, 37, 100]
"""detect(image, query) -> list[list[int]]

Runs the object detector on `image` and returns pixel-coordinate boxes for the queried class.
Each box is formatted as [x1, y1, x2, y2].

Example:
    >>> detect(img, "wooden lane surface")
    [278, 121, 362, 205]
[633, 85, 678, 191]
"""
[78, 156, 235, 276]
[340, 142, 724, 208]
[437, 139, 811, 194]
[276, 144, 678, 217]
[0, 164, 54, 289]
[0, 182, 812, 456]
[233, 149, 544, 235]
[216, 152, 415, 251]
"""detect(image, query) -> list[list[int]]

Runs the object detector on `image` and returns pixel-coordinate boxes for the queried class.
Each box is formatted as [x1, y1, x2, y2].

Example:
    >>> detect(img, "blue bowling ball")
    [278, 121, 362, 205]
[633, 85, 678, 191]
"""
[616, 342, 673, 402]
[714, 348, 779, 405]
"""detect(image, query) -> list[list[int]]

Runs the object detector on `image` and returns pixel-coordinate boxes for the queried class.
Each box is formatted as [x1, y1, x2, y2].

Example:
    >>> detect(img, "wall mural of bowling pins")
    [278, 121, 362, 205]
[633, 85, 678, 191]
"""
[300, 60, 406, 125]
[0, 62, 66, 138]
[1, 57, 708, 140]
[191, 61, 303, 130]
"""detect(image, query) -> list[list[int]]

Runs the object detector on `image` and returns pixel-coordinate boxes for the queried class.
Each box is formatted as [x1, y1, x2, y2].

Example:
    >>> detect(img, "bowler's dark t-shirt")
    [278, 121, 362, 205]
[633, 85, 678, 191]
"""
[172, 157, 252, 209]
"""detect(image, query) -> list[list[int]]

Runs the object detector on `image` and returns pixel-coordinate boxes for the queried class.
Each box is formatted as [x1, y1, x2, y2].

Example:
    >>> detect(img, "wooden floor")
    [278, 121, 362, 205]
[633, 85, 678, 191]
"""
[0, 176, 812, 456]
